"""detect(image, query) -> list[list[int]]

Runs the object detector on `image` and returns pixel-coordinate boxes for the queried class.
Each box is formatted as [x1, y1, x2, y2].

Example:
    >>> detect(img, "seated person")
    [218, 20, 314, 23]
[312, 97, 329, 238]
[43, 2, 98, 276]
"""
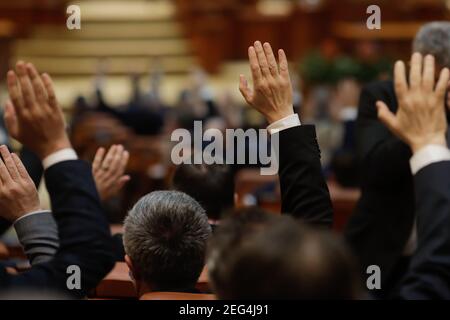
[209, 43, 450, 299]
[122, 190, 212, 298]
[207, 206, 280, 297]
[173, 41, 334, 229]
[239, 41, 333, 228]
[0, 62, 115, 298]
[117, 43, 333, 284]
[0, 143, 130, 267]
[0, 144, 59, 267]
[209, 213, 361, 299]
[206, 41, 343, 298]
[172, 163, 235, 228]
[345, 22, 450, 295]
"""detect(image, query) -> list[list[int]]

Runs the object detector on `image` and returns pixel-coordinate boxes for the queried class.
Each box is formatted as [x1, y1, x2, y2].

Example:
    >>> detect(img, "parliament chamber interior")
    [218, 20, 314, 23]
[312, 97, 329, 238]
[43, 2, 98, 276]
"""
[0, 0, 450, 303]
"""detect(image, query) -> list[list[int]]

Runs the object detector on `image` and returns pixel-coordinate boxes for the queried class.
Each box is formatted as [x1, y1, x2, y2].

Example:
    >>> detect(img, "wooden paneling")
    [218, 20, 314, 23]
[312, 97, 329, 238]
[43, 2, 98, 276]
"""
[176, 0, 450, 73]
[0, 1, 67, 36]
[0, 1, 68, 80]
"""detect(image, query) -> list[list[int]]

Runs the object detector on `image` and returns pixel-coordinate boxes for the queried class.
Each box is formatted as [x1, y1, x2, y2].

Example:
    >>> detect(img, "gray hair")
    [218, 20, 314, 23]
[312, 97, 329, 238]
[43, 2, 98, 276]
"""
[123, 190, 211, 289]
[413, 22, 450, 68]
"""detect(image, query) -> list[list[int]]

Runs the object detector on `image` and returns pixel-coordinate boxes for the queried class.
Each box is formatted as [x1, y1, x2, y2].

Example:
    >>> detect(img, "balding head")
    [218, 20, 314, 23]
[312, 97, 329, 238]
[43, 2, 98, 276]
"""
[210, 215, 362, 299]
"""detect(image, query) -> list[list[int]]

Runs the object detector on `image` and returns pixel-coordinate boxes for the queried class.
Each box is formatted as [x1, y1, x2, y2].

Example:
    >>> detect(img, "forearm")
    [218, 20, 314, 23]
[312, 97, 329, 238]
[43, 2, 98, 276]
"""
[398, 146, 450, 299]
[20, 147, 44, 188]
[14, 211, 59, 265]
[272, 115, 333, 227]
[8, 149, 78, 265]
[43, 160, 115, 297]
[1, 62, 114, 297]
[4, 160, 114, 298]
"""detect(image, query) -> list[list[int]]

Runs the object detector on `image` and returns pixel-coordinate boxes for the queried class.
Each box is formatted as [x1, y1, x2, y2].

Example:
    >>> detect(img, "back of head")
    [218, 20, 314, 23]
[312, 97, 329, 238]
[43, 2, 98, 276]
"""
[207, 207, 278, 297]
[211, 215, 361, 299]
[413, 22, 450, 69]
[172, 164, 235, 220]
[123, 190, 212, 291]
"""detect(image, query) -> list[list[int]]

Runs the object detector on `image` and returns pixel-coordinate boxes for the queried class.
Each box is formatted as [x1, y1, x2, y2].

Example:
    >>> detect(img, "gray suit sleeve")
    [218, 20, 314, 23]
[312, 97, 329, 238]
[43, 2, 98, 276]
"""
[13, 211, 59, 265]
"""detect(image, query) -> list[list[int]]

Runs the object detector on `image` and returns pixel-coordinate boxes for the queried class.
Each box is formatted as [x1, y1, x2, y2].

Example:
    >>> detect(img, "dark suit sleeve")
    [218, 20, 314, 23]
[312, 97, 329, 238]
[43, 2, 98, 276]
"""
[20, 147, 44, 188]
[0, 160, 115, 298]
[397, 161, 450, 299]
[0, 218, 10, 236]
[356, 83, 412, 188]
[277, 125, 333, 227]
[0, 148, 44, 237]
[344, 81, 416, 292]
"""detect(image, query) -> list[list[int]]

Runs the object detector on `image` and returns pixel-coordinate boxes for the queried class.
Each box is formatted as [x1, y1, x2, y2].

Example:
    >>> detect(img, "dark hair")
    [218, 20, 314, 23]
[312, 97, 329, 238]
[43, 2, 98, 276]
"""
[413, 22, 450, 69]
[172, 163, 235, 220]
[207, 206, 278, 297]
[210, 214, 361, 299]
[123, 191, 212, 290]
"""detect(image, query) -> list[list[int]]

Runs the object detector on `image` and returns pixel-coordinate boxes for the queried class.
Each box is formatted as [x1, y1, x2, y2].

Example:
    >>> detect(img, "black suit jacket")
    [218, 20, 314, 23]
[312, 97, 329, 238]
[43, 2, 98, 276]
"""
[277, 124, 333, 227]
[397, 161, 450, 299]
[345, 80, 450, 294]
[275, 123, 450, 299]
[0, 160, 115, 298]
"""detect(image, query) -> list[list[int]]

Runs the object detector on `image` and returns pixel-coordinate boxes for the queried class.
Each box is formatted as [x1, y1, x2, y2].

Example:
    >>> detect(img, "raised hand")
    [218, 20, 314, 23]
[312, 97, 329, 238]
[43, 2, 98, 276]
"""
[239, 41, 294, 124]
[92, 145, 130, 201]
[377, 53, 449, 152]
[5, 61, 71, 159]
[0, 145, 40, 222]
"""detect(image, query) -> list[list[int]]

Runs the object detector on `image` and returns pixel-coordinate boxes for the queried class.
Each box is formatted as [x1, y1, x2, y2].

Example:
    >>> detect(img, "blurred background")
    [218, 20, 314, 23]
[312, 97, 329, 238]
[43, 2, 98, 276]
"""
[0, 0, 448, 233]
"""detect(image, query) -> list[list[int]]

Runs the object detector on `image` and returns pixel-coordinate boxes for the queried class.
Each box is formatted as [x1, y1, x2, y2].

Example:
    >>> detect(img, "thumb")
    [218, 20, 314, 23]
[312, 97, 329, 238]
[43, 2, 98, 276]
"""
[376, 101, 399, 135]
[116, 175, 130, 190]
[4, 100, 19, 138]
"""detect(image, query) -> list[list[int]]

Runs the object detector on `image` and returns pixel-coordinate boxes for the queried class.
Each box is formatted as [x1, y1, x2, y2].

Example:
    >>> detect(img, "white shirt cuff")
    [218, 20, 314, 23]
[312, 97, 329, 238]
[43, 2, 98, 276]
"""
[267, 114, 301, 135]
[410, 144, 450, 175]
[42, 148, 78, 170]
[14, 210, 51, 225]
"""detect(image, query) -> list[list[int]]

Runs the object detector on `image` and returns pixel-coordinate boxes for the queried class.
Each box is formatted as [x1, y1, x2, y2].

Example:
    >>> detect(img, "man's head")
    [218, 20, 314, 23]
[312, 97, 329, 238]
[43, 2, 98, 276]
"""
[209, 213, 361, 299]
[123, 190, 212, 293]
[206, 206, 278, 297]
[172, 164, 235, 220]
[413, 22, 450, 69]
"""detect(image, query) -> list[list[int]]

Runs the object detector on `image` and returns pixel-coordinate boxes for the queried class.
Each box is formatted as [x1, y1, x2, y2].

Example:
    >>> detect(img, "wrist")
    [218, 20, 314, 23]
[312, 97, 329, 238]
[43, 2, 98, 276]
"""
[14, 206, 43, 223]
[410, 134, 447, 153]
[37, 137, 72, 160]
[13, 203, 41, 222]
[265, 108, 295, 124]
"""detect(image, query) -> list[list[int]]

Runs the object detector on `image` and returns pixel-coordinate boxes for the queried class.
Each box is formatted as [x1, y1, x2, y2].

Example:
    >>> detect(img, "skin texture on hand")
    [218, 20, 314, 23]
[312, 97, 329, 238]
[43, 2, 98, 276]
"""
[0, 145, 40, 222]
[377, 53, 449, 153]
[92, 144, 130, 201]
[239, 41, 294, 124]
[5, 61, 71, 160]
